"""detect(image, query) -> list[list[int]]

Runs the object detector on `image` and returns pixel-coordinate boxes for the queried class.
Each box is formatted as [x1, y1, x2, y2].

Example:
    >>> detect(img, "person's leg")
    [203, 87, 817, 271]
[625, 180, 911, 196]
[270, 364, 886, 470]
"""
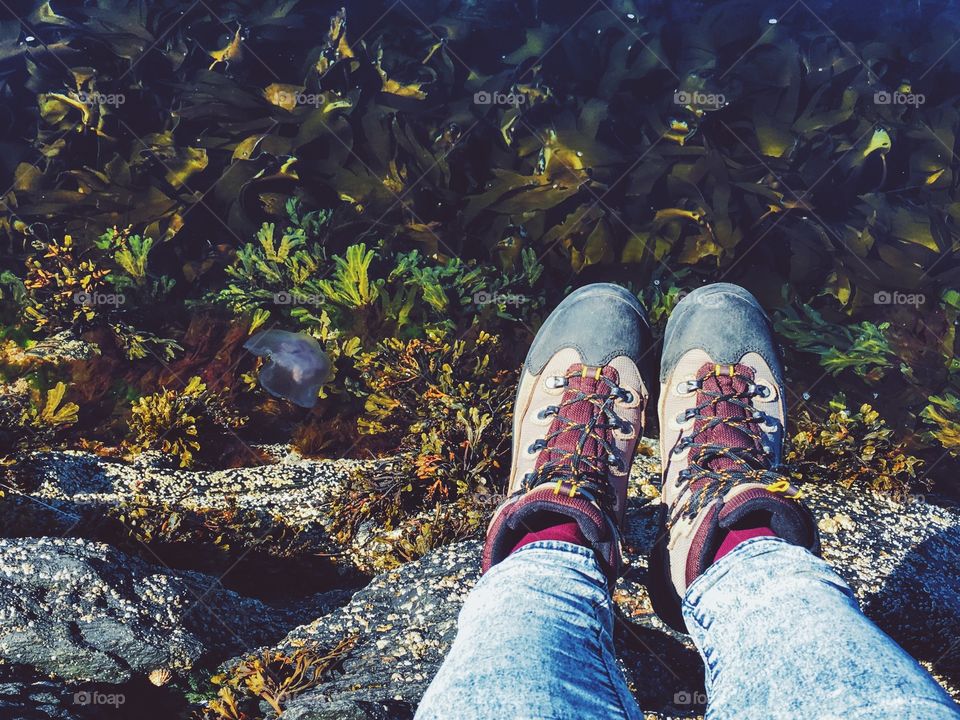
[415, 540, 643, 720]
[419, 284, 653, 718]
[683, 536, 960, 720]
[650, 283, 959, 718]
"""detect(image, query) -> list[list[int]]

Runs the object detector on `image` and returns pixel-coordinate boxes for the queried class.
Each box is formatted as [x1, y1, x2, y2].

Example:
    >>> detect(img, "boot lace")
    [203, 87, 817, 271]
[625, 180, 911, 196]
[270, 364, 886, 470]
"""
[522, 364, 636, 509]
[668, 363, 787, 528]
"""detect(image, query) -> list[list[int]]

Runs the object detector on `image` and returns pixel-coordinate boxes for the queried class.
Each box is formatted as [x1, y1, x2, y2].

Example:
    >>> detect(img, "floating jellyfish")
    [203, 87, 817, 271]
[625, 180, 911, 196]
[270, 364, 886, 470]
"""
[244, 330, 331, 409]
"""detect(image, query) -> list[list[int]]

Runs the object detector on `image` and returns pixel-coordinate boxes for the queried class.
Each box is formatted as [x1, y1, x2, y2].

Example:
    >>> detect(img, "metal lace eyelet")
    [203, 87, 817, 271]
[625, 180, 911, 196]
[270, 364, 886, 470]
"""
[756, 384, 773, 399]
[617, 389, 634, 403]
[753, 410, 766, 421]
[537, 406, 557, 420]
[619, 420, 633, 434]
[676, 408, 695, 424]
[676, 379, 699, 394]
[545, 376, 566, 389]
[528, 440, 546, 454]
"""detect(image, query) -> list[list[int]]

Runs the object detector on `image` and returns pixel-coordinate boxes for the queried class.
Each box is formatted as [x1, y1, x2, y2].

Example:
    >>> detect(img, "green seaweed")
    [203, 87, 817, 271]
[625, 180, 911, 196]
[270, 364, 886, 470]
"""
[788, 396, 926, 499]
[0, 0, 958, 528]
[776, 304, 895, 383]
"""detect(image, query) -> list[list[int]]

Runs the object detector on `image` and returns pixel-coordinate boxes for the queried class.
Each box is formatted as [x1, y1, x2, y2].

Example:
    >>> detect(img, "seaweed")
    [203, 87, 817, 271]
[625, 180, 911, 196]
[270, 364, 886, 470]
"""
[788, 396, 926, 499]
[922, 394, 960, 456]
[125, 376, 246, 467]
[0, 379, 79, 464]
[195, 636, 357, 719]
[325, 327, 514, 567]
[21, 230, 180, 360]
[0, 0, 958, 520]
[776, 303, 895, 383]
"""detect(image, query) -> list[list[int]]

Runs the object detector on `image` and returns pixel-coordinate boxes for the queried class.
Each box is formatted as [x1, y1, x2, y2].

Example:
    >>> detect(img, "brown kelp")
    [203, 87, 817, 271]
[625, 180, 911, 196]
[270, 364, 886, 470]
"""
[0, 0, 958, 567]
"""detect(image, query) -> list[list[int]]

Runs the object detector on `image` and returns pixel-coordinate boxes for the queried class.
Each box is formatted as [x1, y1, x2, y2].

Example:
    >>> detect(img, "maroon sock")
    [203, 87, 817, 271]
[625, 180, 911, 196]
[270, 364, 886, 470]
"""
[713, 526, 775, 564]
[509, 511, 588, 555]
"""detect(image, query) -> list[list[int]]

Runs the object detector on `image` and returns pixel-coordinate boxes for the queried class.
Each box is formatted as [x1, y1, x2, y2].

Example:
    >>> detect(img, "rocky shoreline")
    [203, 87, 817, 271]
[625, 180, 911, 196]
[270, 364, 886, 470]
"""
[1, 443, 958, 718]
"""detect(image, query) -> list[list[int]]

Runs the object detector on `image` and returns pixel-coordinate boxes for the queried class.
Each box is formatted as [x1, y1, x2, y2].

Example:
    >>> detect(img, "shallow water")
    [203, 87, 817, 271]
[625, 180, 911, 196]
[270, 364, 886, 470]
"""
[1, 0, 957, 480]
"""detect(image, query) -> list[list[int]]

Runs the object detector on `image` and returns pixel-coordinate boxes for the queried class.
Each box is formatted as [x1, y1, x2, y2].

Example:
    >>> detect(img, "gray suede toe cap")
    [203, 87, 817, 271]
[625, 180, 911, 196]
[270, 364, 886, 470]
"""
[524, 283, 651, 374]
[660, 283, 784, 384]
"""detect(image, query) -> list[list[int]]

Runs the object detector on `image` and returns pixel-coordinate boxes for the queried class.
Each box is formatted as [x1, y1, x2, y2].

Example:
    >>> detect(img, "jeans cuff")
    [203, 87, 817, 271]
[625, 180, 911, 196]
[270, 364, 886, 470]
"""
[510, 539, 599, 562]
[506, 540, 606, 585]
[682, 535, 792, 610]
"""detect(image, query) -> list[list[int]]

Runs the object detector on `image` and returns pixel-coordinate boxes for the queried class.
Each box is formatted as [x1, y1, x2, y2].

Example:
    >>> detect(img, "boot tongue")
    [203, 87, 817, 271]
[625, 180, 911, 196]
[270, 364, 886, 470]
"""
[535, 363, 619, 480]
[691, 363, 763, 474]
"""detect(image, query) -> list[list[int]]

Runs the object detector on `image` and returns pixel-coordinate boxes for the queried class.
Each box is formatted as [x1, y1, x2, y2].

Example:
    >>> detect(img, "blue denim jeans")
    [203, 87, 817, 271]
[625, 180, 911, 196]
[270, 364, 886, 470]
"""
[416, 537, 960, 720]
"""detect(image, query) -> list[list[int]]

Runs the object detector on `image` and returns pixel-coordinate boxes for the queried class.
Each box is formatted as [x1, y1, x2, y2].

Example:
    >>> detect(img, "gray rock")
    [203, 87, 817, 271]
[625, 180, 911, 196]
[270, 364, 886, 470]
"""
[271, 541, 479, 720]
[808, 485, 960, 688]
[21, 449, 355, 538]
[237, 458, 960, 718]
[0, 536, 305, 683]
[13, 449, 392, 570]
[6, 444, 960, 716]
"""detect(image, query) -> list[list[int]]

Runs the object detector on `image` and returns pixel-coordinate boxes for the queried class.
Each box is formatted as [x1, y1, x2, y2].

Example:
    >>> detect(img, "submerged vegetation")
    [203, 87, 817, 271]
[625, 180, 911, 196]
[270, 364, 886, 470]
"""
[0, 0, 958, 575]
[126, 375, 246, 467]
[788, 396, 926, 499]
[0, 1, 959, 717]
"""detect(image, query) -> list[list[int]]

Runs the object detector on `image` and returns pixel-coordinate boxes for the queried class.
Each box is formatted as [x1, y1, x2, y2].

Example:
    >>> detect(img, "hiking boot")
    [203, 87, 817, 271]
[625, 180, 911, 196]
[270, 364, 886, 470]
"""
[482, 283, 653, 583]
[649, 283, 819, 631]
